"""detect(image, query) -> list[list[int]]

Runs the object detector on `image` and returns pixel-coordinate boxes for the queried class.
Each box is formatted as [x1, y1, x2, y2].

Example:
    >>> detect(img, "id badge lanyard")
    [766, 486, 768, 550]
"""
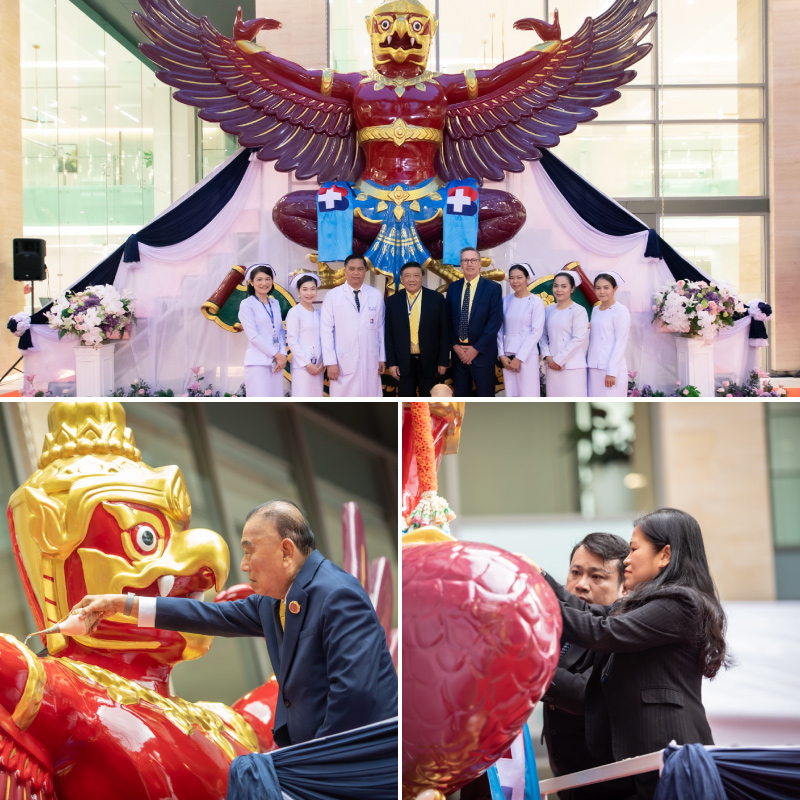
[259, 298, 279, 347]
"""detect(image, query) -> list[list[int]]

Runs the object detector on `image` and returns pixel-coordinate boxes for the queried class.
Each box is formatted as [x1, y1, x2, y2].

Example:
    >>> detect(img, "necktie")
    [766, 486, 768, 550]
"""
[354, 289, 361, 312]
[459, 282, 471, 341]
[279, 599, 286, 630]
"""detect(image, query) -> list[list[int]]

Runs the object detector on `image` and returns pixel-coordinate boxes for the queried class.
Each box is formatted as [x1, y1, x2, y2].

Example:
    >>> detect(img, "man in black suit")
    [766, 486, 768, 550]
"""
[445, 247, 503, 397]
[542, 533, 631, 800]
[385, 262, 450, 397]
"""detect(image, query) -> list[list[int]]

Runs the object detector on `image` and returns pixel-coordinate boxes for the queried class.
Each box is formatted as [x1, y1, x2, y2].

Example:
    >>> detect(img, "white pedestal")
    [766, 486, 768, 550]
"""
[74, 343, 116, 397]
[675, 335, 715, 397]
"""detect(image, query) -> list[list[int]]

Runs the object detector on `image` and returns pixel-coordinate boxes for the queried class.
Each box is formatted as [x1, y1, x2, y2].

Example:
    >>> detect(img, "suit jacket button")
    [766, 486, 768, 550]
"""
[284, 700, 290, 707]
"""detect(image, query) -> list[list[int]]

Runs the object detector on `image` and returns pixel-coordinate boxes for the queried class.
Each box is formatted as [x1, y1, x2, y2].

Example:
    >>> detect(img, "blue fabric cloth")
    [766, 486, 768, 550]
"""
[442, 178, 480, 265]
[20, 147, 254, 349]
[226, 718, 398, 800]
[710, 747, 800, 800]
[487, 725, 541, 800]
[316, 182, 355, 263]
[538, 149, 706, 284]
[654, 743, 726, 800]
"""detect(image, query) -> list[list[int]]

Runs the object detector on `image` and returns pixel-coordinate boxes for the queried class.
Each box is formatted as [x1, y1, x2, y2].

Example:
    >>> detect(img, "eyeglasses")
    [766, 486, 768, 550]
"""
[460, 258, 480, 264]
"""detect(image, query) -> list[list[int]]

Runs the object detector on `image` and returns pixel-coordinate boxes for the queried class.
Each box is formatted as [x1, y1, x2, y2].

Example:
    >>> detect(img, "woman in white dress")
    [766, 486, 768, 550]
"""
[587, 272, 631, 397]
[539, 271, 589, 397]
[498, 263, 546, 397]
[238, 263, 287, 397]
[286, 272, 325, 398]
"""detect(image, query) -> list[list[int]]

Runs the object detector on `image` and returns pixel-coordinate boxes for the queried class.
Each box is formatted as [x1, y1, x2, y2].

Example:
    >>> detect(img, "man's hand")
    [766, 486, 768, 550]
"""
[326, 365, 340, 381]
[378, 362, 386, 375]
[545, 356, 562, 371]
[605, 375, 616, 388]
[388, 366, 401, 380]
[461, 345, 478, 365]
[70, 594, 133, 633]
[437, 365, 447, 376]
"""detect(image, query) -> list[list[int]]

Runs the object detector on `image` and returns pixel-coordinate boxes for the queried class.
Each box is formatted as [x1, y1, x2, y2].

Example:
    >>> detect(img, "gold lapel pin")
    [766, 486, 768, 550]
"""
[288, 601, 301, 614]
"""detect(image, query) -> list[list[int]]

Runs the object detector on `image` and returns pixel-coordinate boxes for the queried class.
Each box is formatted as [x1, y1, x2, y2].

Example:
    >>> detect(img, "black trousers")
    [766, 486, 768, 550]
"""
[397, 355, 437, 398]
[451, 352, 496, 397]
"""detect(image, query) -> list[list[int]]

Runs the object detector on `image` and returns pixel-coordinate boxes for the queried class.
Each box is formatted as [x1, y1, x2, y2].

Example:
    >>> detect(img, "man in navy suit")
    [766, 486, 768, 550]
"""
[73, 500, 397, 748]
[445, 247, 503, 397]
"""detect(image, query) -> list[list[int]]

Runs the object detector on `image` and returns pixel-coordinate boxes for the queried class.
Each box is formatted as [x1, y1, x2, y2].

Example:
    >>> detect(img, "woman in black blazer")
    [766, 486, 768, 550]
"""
[541, 508, 729, 800]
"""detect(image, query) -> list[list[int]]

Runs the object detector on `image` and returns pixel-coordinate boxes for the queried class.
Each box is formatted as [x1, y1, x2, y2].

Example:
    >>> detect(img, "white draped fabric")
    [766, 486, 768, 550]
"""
[24, 150, 311, 395]
[23, 151, 757, 396]
[482, 163, 758, 393]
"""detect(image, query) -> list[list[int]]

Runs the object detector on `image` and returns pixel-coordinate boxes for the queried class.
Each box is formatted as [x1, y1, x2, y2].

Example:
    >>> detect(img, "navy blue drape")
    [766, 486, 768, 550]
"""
[654, 744, 726, 800]
[226, 718, 398, 800]
[538, 149, 707, 283]
[19, 148, 254, 350]
[654, 744, 800, 800]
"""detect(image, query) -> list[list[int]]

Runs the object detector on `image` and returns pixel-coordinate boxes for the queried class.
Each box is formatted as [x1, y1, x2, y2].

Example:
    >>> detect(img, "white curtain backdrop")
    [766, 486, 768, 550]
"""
[23, 152, 756, 396]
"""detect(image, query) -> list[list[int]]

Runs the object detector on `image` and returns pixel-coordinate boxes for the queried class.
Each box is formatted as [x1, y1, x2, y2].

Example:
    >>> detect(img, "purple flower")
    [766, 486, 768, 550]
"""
[82, 296, 101, 308]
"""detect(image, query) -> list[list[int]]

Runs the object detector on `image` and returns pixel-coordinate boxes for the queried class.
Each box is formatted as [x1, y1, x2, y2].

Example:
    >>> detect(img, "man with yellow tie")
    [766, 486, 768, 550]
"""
[445, 247, 504, 397]
[385, 261, 450, 397]
[71, 500, 398, 749]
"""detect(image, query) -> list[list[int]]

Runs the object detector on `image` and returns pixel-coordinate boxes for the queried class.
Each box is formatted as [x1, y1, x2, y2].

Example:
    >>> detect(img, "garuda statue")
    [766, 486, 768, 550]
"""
[134, 0, 654, 283]
[0, 403, 275, 800]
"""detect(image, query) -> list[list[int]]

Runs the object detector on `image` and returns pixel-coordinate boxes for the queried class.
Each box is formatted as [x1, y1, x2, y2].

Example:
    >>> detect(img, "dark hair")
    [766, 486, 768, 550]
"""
[295, 274, 318, 290]
[246, 265, 274, 297]
[245, 500, 316, 555]
[594, 273, 618, 289]
[460, 247, 480, 260]
[553, 271, 576, 289]
[344, 254, 366, 268]
[613, 508, 729, 678]
[570, 532, 629, 584]
[400, 261, 424, 276]
[509, 264, 530, 279]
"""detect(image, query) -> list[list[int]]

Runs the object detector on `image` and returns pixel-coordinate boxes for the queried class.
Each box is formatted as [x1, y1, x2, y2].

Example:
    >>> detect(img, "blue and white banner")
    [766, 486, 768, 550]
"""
[487, 725, 541, 800]
[317, 182, 354, 263]
[443, 178, 480, 265]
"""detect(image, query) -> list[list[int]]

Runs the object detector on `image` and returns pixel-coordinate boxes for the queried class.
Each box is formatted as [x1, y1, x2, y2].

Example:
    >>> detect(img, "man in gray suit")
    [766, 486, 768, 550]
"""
[542, 533, 630, 800]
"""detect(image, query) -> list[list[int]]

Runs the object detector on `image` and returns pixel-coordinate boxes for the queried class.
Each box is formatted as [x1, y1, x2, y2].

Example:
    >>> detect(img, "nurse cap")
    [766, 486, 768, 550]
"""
[244, 263, 276, 283]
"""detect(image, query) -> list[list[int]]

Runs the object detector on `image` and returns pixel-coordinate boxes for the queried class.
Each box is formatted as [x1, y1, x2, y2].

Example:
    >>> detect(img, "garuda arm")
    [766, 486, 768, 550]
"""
[435, 0, 656, 182]
[0, 635, 54, 800]
[135, 0, 363, 182]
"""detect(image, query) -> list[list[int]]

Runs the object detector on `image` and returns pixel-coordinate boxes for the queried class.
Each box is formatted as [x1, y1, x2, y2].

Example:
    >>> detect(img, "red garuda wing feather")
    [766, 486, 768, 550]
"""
[134, 0, 360, 182]
[437, 0, 655, 183]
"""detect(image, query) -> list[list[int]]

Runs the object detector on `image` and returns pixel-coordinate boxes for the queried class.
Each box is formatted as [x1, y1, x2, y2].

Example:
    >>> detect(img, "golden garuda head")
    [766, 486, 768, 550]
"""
[365, 0, 438, 70]
[8, 402, 230, 662]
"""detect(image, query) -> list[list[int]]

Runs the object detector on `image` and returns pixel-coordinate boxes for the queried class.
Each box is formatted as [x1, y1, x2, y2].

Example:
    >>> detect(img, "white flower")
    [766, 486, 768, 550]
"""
[81, 328, 104, 346]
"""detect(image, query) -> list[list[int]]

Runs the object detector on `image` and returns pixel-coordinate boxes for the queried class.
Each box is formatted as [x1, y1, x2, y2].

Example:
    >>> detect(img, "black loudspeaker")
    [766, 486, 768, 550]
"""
[13, 238, 47, 282]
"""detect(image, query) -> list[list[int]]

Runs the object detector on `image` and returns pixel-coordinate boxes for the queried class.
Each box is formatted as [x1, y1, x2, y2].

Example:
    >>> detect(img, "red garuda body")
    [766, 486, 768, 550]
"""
[134, 0, 654, 282]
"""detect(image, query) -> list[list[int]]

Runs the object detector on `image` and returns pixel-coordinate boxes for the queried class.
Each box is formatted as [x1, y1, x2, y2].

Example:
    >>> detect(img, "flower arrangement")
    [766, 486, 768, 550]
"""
[110, 379, 174, 398]
[652, 280, 746, 341]
[45, 285, 135, 347]
[716, 370, 788, 398]
[184, 366, 219, 397]
[627, 372, 699, 397]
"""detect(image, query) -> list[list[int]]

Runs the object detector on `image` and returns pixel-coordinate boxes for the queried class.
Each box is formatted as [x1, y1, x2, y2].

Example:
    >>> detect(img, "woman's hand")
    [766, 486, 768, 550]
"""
[500, 355, 512, 370]
[605, 375, 616, 388]
[545, 356, 562, 371]
[509, 357, 522, 373]
[273, 354, 288, 371]
[70, 595, 128, 633]
[327, 365, 340, 381]
[309, 362, 325, 376]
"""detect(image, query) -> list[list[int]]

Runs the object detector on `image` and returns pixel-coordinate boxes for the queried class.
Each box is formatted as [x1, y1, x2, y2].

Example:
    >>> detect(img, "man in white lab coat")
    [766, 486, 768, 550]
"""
[321, 255, 386, 397]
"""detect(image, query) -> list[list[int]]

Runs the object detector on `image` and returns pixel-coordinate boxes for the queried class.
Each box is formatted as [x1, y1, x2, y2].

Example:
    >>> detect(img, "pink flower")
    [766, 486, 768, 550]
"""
[189, 382, 200, 392]
[204, 389, 212, 396]
[25, 375, 35, 384]
[190, 366, 202, 376]
[682, 389, 689, 395]
[181, 393, 189, 397]
[138, 388, 145, 395]
[676, 381, 681, 385]
[726, 393, 732, 397]
[722, 380, 730, 387]
[677, 280, 685, 288]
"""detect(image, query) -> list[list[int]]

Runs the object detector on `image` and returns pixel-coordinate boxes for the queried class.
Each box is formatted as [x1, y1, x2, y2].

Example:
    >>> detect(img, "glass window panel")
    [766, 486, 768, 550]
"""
[767, 409, 800, 475]
[597, 88, 653, 121]
[437, 0, 542, 73]
[771, 477, 800, 549]
[661, 0, 763, 84]
[554, 124, 654, 197]
[662, 88, 763, 121]
[660, 216, 765, 300]
[661, 123, 763, 196]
